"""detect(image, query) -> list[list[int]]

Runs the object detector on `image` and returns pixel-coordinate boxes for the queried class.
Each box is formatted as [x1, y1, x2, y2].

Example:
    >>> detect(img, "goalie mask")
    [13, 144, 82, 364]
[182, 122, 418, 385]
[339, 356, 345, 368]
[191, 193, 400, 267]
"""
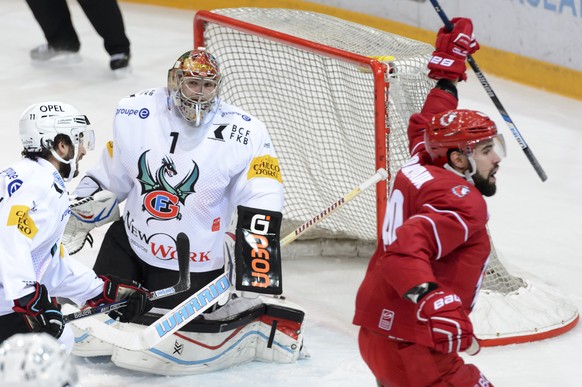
[19, 101, 95, 182]
[167, 48, 222, 126]
[0, 333, 79, 387]
[425, 109, 506, 176]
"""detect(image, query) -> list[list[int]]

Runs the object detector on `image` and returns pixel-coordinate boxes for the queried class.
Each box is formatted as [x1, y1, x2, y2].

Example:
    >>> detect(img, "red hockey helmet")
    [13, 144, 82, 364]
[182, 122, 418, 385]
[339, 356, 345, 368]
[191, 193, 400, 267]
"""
[425, 109, 503, 163]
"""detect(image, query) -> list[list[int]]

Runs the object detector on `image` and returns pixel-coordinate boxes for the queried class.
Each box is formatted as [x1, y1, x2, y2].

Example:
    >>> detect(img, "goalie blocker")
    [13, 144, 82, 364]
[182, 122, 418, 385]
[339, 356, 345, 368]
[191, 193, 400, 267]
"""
[235, 205, 283, 295]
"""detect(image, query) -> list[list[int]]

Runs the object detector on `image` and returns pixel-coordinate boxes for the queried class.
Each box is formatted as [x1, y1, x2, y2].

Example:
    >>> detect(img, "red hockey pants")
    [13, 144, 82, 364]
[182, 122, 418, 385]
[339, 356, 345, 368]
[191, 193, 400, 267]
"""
[358, 327, 493, 387]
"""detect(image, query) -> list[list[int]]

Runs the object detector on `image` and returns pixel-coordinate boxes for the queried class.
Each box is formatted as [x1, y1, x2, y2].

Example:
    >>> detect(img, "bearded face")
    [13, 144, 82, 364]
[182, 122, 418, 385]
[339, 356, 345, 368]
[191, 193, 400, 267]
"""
[471, 137, 502, 197]
[473, 169, 497, 197]
[58, 144, 76, 178]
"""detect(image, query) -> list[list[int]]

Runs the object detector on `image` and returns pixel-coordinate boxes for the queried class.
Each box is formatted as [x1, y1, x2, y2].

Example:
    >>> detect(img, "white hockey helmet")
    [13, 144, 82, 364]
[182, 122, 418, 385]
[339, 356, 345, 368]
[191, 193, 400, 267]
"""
[0, 333, 79, 387]
[19, 101, 95, 181]
[167, 48, 222, 126]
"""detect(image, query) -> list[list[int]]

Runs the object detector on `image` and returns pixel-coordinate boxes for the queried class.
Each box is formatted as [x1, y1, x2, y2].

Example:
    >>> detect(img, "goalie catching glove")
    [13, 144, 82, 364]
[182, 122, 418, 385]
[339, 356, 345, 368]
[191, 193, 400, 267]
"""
[63, 190, 120, 254]
[86, 274, 152, 323]
[416, 288, 479, 355]
[428, 17, 479, 81]
[13, 283, 64, 339]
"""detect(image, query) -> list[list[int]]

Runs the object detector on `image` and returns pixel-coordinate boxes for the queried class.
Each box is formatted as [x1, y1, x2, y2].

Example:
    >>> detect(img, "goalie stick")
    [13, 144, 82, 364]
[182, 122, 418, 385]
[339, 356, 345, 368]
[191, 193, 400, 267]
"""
[428, 0, 548, 182]
[281, 168, 389, 246]
[69, 169, 388, 350]
[63, 232, 192, 323]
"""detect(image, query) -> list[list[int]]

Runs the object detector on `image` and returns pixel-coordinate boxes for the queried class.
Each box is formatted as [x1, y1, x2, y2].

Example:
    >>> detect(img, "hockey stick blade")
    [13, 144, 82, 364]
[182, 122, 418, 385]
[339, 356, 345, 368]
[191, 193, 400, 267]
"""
[149, 232, 191, 297]
[280, 168, 388, 247]
[64, 273, 230, 351]
[63, 232, 192, 323]
[428, 0, 547, 182]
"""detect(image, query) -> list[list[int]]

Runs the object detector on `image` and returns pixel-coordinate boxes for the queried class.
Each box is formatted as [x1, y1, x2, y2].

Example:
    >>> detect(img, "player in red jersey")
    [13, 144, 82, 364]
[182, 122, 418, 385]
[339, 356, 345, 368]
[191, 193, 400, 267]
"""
[353, 18, 502, 386]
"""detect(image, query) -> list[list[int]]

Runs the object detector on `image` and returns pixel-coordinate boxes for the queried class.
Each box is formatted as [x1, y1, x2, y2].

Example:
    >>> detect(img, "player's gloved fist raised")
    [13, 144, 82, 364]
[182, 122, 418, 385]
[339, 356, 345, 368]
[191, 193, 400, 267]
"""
[435, 17, 479, 59]
[428, 17, 479, 81]
[87, 274, 152, 323]
[13, 283, 65, 339]
[416, 289, 475, 354]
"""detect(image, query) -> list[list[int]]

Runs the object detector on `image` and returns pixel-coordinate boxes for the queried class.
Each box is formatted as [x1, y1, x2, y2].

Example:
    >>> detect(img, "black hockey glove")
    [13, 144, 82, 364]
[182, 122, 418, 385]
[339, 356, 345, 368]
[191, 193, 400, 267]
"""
[13, 283, 65, 339]
[87, 274, 153, 323]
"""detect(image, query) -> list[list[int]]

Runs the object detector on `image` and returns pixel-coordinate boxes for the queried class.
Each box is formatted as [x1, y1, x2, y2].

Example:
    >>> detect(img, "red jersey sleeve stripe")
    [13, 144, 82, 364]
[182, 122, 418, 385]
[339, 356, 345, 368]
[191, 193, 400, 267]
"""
[410, 214, 442, 259]
[423, 203, 469, 242]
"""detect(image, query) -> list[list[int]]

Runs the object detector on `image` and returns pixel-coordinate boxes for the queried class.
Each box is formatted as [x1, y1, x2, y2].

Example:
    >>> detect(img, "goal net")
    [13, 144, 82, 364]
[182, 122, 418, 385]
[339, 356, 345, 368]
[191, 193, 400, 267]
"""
[194, 8, 578, 345]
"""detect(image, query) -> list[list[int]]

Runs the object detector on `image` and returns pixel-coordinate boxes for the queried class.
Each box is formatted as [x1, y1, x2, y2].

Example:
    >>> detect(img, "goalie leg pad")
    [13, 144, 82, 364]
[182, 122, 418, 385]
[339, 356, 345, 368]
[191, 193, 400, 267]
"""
[235, 205, 283, 295]
[110, 296, 306, 376]
[255, 309, 306, 363]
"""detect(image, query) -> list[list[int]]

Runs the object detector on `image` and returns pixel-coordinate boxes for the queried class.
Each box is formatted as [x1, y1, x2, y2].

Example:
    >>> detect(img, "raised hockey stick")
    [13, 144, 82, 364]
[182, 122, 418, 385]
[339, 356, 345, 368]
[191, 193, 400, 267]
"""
[280, 168, 389, 246]
[428, 0, 547, 182]
[68, 169, 388, 350]
[63, 232, 192, 323]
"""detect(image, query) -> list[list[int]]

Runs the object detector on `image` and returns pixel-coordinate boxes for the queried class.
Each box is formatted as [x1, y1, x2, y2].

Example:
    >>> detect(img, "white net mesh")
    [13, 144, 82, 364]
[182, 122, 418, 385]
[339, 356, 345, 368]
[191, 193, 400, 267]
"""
[203, 8, 434, 242]
[199, 8, 578, 343]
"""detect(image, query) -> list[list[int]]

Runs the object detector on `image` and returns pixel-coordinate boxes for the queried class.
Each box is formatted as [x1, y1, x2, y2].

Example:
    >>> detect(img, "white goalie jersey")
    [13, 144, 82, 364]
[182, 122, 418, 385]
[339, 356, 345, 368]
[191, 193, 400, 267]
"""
[75, 87, 284, 272]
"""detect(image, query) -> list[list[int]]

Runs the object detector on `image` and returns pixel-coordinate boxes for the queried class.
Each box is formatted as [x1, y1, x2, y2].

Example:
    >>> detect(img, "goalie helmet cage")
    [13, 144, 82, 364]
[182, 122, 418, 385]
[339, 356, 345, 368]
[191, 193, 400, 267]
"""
[193, 8, 578, 346]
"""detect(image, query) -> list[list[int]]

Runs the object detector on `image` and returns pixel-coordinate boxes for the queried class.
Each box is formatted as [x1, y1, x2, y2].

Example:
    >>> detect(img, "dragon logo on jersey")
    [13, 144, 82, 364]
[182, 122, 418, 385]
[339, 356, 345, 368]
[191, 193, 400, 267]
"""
[137, 150, 199, 221]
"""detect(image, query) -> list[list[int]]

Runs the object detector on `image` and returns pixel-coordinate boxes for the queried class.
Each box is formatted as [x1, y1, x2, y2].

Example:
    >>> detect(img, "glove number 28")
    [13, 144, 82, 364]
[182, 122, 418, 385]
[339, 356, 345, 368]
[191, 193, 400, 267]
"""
[429, 56, 454, 68]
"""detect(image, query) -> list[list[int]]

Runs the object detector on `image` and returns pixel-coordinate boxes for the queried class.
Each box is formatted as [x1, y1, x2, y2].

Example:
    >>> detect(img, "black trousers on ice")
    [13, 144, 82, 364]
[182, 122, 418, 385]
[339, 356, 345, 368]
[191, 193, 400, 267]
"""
[93, 220, 224, 310]
[25, 0, 130, 55]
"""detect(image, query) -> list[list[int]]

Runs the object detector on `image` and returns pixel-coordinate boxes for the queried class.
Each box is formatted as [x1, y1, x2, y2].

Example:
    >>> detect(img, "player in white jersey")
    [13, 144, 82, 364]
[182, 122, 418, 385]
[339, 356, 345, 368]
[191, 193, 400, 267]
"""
[0, 101, 152, 352]
[67, 49, 306, 374]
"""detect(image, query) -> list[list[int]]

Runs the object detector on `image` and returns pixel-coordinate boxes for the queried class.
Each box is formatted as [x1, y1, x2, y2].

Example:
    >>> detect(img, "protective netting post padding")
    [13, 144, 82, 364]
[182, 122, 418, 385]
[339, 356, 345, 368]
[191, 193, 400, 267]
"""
[197, 8, 578, 344]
